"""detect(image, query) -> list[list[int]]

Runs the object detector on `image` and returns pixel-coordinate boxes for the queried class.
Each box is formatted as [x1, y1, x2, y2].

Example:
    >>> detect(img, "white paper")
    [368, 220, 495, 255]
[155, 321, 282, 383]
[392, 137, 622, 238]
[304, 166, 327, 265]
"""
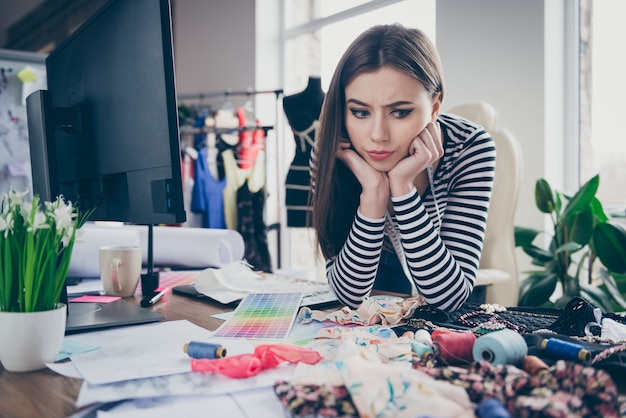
[91, 387, 289, 418]
[194, 264, 336, 306]
[68, 320, 253, 385]
[76, 364, 295, 408]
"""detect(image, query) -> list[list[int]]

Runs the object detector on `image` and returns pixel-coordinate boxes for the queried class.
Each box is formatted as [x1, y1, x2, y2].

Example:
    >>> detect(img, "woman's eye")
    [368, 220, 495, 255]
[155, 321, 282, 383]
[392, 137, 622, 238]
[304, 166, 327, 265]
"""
[349, 108, 369, 119]
[391, 108, 413, 119]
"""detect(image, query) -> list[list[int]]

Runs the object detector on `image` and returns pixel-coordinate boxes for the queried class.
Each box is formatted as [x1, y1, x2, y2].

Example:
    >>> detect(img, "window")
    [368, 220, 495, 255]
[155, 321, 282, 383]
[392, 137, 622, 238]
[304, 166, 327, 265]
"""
[579, 0, 626, 214]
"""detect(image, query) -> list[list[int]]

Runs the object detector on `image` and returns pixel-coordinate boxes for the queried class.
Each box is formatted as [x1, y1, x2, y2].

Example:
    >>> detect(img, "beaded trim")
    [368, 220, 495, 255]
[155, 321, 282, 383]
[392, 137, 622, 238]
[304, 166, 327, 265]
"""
[591, 343, 626, 364]
[457, 311, 526, 333]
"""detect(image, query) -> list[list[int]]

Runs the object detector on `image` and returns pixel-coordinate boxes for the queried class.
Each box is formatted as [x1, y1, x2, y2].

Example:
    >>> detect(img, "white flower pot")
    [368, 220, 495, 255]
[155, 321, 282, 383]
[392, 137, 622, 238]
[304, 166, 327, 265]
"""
[0, 304, 67, 372]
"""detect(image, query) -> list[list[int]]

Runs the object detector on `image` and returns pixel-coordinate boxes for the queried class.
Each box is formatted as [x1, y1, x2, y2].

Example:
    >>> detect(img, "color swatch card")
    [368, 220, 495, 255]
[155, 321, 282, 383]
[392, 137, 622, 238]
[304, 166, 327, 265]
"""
[213, 292, 303, 339]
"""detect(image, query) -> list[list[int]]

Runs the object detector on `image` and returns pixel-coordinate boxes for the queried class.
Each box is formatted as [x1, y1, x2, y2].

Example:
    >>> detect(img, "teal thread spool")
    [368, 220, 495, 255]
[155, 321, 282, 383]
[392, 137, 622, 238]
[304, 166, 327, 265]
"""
[472, 329, 527, 365]
[541, 338, 591, 362]
[184, 341, 227, 359]
[410, 340, 435, 361]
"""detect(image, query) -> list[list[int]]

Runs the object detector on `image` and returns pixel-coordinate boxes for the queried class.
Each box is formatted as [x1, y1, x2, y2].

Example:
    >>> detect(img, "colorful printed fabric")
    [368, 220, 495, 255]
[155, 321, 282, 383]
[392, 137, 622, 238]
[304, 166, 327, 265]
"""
[418, 360, 626, 418]
[276, 351, 473, 418]
[298, 295, 427, 326]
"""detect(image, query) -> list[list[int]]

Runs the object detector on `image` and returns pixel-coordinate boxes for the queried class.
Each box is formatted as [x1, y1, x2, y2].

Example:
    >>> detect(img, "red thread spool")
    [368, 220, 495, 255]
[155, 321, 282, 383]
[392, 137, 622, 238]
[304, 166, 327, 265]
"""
[431, 329, 476, 365]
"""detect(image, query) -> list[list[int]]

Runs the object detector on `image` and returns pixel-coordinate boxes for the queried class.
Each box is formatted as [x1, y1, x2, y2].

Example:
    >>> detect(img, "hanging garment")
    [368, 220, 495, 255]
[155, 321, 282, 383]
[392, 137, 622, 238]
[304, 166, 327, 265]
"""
[284, 120, 318, 227]
[191, 146, 227, 229]
[236, 107, 265, 169]
[221, 148, 265, 231]
[236, 179, 272, 272]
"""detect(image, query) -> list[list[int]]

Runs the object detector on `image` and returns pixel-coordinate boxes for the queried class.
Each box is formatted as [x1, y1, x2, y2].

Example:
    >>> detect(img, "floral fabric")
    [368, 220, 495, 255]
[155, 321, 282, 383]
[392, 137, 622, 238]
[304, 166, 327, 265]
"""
[418, 360, 626, 418]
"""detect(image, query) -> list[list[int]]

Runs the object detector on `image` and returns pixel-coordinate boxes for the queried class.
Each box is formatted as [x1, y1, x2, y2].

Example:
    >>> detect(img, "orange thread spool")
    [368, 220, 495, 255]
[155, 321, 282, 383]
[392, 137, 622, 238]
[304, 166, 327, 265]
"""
[523, 355, 549, 375]
[431, 328, 476, 365]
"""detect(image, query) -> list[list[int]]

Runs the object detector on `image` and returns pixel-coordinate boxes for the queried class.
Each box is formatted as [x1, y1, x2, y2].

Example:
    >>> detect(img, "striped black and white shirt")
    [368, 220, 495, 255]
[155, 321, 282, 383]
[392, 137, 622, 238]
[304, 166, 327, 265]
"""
[326, 113, 496, 311]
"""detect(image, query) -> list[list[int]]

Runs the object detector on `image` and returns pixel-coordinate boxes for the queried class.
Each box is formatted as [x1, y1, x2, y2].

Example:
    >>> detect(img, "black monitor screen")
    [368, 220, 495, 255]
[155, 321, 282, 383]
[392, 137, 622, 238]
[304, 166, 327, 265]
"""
[27, 0, 186, 226]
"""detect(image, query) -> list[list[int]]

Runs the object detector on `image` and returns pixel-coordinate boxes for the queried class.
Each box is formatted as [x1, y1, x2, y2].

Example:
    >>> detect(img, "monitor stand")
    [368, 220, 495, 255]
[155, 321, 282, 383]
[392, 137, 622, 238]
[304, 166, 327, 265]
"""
[140, 223, 159, 296]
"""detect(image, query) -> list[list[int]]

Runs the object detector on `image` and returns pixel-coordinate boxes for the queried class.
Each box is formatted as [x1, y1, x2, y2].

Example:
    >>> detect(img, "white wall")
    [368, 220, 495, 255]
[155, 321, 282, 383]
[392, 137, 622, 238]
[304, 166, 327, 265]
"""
[436, 0, 549, 235]
[172, 0, 256, 96]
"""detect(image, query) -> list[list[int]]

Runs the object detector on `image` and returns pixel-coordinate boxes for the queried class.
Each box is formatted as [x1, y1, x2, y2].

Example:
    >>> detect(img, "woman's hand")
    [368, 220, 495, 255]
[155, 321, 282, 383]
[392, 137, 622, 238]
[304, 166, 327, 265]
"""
[336, 139, 389, 218]
[388, 122, 443, 196]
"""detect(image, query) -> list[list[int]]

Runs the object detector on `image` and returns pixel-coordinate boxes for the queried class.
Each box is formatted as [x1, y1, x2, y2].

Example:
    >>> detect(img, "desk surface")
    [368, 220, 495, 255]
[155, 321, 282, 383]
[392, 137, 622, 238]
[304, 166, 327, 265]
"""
[0, 291, 232, 418]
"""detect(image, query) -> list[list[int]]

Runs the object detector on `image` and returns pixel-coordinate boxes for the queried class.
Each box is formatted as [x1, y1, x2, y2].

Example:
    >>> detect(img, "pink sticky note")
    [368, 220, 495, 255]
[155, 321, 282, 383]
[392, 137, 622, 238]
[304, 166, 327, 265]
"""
[70, 295, 121, 303]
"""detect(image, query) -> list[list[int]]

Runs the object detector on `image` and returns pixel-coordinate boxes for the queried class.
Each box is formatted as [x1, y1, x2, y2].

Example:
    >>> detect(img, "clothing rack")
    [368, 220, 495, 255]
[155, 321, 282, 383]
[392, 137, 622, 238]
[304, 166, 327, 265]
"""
[179, 125, 275, 136]
[178, 88, 283, 101]
[177, 88, 285, 270]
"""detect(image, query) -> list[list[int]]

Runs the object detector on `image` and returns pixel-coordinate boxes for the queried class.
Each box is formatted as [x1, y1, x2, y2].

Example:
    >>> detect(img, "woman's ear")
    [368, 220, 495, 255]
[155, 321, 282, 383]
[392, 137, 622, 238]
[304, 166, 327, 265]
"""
[431, 93, 442, 121]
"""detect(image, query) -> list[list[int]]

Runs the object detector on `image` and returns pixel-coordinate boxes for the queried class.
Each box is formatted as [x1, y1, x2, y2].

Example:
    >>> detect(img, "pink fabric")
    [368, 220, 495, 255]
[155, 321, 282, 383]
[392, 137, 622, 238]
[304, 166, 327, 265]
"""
[191, 343, 323, 378]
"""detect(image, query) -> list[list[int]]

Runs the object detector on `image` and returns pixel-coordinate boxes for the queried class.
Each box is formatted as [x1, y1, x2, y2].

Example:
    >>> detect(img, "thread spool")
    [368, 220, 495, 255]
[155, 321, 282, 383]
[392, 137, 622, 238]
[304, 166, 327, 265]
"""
[477, 397, 511, 418]
[472, 329, 527, 365]
[522, 355, 549, 375]
[431, 329, 476, 365]
[409, 340, 435, 361]
[184, 341, 227, 359]
[541, 338, 591, 362]
[413, 329, 433, 347]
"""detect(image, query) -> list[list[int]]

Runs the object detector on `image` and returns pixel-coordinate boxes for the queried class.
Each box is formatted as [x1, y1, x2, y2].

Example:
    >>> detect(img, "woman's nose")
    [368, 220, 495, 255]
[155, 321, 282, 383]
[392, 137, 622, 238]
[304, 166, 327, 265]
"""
[370, 115, 389, 142]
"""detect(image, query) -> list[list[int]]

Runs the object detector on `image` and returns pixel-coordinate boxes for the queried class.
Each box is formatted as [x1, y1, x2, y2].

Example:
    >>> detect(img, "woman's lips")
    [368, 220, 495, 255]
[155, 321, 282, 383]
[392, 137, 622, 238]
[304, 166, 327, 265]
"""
[367, 150, 393, 161]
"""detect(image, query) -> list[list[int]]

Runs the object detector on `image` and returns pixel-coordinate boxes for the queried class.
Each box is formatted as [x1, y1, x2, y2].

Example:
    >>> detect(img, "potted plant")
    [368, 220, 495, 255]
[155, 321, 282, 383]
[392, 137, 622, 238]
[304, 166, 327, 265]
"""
[515, 174, 626, 311]
[0, 190, 90, 372]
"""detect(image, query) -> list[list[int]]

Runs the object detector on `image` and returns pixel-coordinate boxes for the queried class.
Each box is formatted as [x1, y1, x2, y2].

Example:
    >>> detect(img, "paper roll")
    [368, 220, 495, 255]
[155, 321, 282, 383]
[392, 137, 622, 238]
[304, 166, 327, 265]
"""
[68, 224, 245, 277]
[123, 225, 245, 268]
[69, 226, 141, 277]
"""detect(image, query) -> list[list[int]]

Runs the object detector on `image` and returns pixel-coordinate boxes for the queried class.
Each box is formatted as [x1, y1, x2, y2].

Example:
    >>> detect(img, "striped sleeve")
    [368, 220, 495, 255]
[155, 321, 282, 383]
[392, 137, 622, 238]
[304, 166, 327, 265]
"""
[396, 130, 496, 311]
[326, 211, 385, 308]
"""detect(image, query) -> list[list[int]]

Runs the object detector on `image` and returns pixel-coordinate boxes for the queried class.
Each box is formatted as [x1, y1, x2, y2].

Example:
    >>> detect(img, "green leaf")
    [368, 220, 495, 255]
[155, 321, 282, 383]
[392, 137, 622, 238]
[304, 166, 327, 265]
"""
[518, 273, 558, 307]
[590, 197, 610, 223]
[561, 206, 594, 247]
[554, 242, 583, 255]
[562, 175, 599, 218]
[514, 226, 540, 248]
[522, 245, 553, 264]
[593, 222, 626, 274]
[535, 179, 555, 214]
[597, 268, 626, 310]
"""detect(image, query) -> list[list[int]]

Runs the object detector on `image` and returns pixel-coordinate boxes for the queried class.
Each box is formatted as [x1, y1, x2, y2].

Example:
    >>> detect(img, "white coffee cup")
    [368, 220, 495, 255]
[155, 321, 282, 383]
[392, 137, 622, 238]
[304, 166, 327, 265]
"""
[99, 246, 142, 297]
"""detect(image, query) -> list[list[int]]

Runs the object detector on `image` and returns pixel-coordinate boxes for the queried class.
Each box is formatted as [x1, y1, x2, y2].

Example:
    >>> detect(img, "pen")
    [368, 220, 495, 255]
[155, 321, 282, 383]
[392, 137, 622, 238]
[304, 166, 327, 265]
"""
[140, 287, 170, 307]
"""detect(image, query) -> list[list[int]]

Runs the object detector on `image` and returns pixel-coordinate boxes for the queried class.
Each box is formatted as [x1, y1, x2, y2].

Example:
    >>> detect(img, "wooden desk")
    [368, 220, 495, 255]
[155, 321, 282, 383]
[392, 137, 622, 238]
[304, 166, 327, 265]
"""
[0, 292, 231, 418]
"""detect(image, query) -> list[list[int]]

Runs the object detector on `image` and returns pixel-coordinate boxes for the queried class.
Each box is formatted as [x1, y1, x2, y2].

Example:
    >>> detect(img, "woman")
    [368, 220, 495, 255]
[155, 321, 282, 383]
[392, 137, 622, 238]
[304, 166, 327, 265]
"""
[310, 24, 496, 311]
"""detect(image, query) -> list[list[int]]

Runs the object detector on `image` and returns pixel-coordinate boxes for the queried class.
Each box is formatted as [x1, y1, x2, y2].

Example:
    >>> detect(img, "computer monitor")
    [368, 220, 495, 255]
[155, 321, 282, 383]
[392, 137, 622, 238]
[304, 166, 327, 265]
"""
[26, 0, 186, 297]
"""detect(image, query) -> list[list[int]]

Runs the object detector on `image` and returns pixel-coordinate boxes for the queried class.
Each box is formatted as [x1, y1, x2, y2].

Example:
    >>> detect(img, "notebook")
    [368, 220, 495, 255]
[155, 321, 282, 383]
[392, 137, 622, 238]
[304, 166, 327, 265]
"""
[65, 299, 164, 334]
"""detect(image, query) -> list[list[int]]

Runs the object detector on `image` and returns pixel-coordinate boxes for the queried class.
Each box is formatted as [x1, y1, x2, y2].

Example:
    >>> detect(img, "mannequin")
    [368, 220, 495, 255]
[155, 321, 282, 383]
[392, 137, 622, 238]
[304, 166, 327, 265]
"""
[283, 76, 325, 227]
[283, 76, 325, 132]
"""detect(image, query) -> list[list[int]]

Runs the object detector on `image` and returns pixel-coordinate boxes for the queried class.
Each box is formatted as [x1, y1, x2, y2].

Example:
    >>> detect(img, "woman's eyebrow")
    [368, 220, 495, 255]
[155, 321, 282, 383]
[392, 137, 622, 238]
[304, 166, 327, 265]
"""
[346, 98, 414, 107]
[346, 98, 368, 106]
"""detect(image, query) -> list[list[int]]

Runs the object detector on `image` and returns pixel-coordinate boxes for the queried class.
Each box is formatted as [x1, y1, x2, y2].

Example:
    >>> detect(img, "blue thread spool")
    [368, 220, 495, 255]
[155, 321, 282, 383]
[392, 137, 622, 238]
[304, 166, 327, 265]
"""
[477, 397, 511, 418]
[541, 338, 591, 362]
[184, 341, 227, 359]
[472, 329, 527, 365]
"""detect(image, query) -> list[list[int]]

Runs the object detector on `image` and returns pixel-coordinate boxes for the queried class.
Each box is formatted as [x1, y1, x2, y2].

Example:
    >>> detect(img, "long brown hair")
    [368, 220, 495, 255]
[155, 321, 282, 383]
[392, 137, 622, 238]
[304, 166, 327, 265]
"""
[311, 24, 445, 260]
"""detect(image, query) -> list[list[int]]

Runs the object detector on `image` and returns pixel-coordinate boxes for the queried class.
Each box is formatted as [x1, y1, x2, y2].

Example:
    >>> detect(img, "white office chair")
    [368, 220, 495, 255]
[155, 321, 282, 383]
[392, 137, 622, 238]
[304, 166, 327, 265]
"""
[446, 101, 523, 306]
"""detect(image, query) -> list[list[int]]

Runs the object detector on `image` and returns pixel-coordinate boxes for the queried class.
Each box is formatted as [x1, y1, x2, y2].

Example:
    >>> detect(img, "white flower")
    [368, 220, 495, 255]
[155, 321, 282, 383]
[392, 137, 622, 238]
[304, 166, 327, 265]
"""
[0, 211, 13, 238]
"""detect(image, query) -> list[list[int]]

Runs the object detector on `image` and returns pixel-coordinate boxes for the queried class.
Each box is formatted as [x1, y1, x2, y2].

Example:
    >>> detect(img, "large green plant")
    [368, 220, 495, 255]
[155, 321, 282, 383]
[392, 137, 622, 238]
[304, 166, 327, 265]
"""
[515, 175, 626, 311]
